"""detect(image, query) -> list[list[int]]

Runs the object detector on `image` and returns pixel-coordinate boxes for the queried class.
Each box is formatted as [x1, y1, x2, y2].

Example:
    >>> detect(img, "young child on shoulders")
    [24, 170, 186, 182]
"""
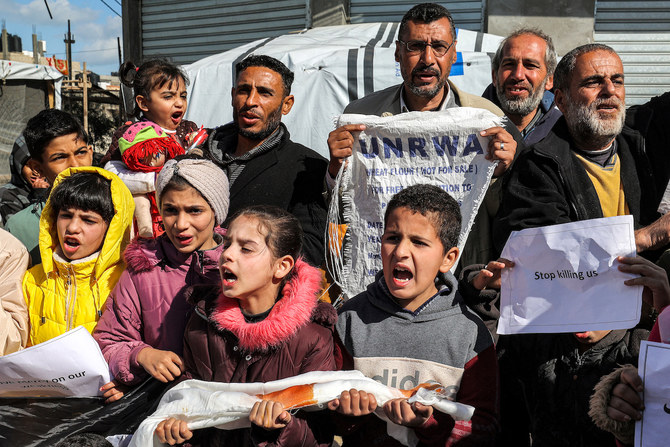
[94, 156, 229, 402]
[155, 205, 336, 447]
[102, 60, 202, 227]
[329, 184, 498, 446]
[22, 166, 134, 346]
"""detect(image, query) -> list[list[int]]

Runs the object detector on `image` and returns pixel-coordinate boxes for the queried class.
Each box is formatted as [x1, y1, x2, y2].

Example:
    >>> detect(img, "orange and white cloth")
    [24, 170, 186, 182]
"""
[128, 370, 474, 447]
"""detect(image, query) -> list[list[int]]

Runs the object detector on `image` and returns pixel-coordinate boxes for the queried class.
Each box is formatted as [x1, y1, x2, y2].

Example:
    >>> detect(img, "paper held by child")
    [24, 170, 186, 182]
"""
[0, 327, 111, 398]
[129, 370, 474, 447]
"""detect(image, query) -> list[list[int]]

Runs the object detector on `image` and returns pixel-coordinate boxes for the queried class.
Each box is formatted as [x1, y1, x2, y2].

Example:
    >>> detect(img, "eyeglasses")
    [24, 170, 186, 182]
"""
[398, 40, 454, 57]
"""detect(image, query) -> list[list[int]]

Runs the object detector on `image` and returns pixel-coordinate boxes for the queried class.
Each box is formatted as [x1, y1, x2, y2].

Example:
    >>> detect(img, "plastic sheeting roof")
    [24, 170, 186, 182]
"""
[0, 60, 64, 109]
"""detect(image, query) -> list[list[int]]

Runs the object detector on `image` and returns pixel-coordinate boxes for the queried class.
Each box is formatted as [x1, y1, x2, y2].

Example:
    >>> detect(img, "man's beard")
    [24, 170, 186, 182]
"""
[496, 77, 547, 116]
[563, 94, 625, 149]
[234, 106, 283, 141]
[406, 66, 448, 98]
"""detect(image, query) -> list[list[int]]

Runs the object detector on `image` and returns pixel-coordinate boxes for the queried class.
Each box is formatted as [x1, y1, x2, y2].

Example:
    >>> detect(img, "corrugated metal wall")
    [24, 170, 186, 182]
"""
[349, 0, 484, 31]
[594, 1, 670, 105]
[595, 0, 670, 31]
[141, 0, 308, 65]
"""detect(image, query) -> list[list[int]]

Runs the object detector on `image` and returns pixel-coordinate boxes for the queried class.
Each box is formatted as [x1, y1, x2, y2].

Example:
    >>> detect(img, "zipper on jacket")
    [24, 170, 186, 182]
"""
[65, 265, 77, 331]
[197, 250, 205, 275]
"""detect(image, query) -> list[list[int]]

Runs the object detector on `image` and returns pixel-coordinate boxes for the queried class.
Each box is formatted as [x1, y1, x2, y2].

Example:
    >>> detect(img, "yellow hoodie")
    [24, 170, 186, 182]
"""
[23, 167, 134, 346]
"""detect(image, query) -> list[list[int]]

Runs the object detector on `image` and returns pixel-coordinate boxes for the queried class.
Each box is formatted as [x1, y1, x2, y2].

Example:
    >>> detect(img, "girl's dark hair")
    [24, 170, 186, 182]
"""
[384, 184, 461, 253]
[119, 59, 189, 118]
[230, 205, 303, 262]
[50, 172, 115, 223]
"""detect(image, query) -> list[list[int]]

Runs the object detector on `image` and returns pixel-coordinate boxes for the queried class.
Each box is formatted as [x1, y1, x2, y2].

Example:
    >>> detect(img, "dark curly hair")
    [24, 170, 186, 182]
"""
[384, 184, 461, 252]
[236, 55, 294, 97]
[119, 59, 189, 118]
[50, 171, 115, 224]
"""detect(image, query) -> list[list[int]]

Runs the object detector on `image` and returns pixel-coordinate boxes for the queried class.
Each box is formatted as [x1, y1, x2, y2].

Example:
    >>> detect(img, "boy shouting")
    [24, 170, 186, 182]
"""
[331, 184, 498, 446]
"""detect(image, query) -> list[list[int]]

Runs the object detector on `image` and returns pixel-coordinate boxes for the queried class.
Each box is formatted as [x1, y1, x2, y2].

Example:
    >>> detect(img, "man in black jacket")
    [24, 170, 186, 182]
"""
[204, 55, 328, 267]
[495, 43, 664, 258]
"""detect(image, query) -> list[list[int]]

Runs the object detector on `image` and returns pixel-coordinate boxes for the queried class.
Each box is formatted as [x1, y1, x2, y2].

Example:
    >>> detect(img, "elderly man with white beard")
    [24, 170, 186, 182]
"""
[494, 44, 661, 258]
[482, 28, 562, 146]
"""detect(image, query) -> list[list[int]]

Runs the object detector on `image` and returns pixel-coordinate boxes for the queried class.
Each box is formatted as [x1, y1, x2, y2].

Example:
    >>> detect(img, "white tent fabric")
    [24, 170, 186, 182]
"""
[0, 60, 64, 109]
[184, 23, 503, 158]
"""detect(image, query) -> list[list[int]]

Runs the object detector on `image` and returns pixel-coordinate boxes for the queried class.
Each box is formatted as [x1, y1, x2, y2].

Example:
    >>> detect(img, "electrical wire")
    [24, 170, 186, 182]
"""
[98, 0, 122, 18]
[52, 47, 118, 55]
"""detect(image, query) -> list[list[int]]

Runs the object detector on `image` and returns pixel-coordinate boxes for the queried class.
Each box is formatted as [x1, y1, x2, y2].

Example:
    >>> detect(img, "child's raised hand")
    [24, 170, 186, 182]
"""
[249, 400, 292, 430]
[471, 258, 514, 291]
[607, 366, 644, 422]
[136, 347, 184, 383]
[100, 379, 126, 404]
[618, 256, 670, 311]
[155, 417, 193, 445]
[327, 389, 378, 416]
[383, 398, 433, 427]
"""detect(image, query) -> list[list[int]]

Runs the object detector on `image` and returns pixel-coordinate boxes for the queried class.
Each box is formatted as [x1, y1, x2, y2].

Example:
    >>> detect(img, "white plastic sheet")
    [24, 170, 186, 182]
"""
[328, 108, 501, 299]
[499, 216, 641, 334]
[129, 370, 474, 447]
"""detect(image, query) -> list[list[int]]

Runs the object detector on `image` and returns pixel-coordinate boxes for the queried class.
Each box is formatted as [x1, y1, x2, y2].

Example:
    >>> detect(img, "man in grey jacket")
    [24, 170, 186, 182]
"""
[327, 3, 520, 267]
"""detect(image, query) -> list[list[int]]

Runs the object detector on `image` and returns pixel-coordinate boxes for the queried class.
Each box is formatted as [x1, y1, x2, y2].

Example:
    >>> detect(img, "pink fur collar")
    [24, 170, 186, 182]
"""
[210, 258, 323, 352]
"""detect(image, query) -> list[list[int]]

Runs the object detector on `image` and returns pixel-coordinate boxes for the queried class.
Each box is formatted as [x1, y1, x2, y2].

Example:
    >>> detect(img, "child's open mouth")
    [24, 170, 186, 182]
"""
[393, 266, 413, 285]
[176, 235, 193, 245]
[171, 111, 183, 125]
[221, 268, 238, 286]
[64, 237, 80, 250]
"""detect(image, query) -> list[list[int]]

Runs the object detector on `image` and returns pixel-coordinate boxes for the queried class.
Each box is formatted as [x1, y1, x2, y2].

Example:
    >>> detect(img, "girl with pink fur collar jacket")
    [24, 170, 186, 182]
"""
[156, 206, 337, 447]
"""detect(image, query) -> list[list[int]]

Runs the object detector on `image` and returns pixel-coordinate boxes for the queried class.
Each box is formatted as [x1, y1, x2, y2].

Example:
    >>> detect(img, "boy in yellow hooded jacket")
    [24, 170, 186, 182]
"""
[22, 166, 134, 346]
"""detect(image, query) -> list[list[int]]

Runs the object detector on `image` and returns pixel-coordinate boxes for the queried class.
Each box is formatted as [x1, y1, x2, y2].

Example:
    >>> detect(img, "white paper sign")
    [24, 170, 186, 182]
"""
[328, 108, 502, 299]
[0, 326, 111, 398]
[658, 179, 670, 215]
[635, 341, 670, 447]
[659, 307, 670, 344]
[498, 216, 641, 334]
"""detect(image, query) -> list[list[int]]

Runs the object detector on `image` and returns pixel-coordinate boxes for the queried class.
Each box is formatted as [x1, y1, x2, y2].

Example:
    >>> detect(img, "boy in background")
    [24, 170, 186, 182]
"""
[5, 110, 93, 265]
[330, 184, 498, 446]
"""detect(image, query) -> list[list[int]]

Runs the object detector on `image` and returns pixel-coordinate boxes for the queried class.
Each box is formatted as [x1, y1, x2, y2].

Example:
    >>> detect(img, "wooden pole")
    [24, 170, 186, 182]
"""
[1, 28, 8, 61]
[83, 62, 88, 134]
[32, 33, 39, 64]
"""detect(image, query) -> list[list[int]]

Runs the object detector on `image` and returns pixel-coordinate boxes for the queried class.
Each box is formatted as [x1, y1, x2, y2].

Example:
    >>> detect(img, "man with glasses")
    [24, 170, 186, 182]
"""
[327, 2, 520, 267]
